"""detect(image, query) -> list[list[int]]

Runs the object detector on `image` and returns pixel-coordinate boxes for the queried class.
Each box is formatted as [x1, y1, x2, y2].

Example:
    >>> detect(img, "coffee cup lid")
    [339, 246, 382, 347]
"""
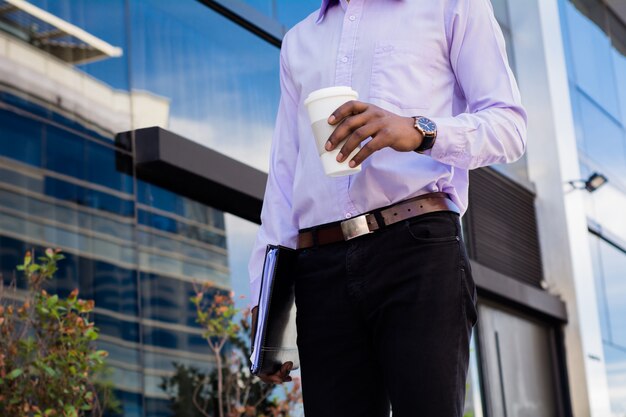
[304, 86, 358, 106]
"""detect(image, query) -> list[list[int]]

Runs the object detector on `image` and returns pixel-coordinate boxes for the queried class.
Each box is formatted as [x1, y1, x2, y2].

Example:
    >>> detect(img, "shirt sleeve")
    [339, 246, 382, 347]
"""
[247, 35, 300, 308]
[426, 0, 527, 170]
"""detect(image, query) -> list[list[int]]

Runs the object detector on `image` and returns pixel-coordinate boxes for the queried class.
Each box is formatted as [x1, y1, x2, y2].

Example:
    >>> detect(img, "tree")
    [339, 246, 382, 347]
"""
[0, 249, 118, 417]
[160, 285, 302, 417]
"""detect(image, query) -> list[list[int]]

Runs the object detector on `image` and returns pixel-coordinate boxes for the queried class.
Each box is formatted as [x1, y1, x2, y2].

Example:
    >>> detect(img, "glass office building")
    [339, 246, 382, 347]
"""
[559, 0, 626, 415]
[0, 0, 622, 416]
[0, 0, 282, 415]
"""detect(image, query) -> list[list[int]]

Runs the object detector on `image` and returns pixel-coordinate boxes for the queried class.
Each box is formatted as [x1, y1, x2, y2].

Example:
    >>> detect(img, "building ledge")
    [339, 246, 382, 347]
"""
[471, 260, 568, 322]
[123, 126, 267, 225]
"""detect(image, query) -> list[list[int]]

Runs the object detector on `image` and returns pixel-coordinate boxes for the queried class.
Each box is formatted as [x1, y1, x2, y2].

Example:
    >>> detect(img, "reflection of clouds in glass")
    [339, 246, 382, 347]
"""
[224, 213, 260, 309]
[597, 239, 626, 347]
[170, 115, 273, 173]
[589, 184, 626, 244]
[127, 0, 281, 174]
[130, 0, 280, 118]
[605, 356, 626, 416]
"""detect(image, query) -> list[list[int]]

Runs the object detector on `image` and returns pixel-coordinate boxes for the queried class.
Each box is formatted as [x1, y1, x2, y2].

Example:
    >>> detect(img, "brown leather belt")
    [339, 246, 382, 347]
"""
[297, 192, 460, 249]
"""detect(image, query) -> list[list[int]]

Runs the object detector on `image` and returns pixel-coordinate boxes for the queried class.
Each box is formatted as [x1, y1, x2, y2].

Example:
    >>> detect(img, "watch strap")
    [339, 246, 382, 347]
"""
[413, 116, 437, 154]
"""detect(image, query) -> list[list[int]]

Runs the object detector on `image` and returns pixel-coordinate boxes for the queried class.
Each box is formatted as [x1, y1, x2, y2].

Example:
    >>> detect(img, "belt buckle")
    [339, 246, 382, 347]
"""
[340, 214, 371, 241]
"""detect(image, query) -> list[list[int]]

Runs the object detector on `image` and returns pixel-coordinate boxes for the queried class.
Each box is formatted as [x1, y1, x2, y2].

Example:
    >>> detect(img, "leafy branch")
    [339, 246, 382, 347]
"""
[0, 249, 118, 417]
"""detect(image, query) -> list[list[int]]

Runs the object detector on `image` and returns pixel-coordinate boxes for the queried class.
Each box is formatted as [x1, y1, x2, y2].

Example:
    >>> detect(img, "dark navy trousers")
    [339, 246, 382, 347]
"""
[293, 210, 478, 417]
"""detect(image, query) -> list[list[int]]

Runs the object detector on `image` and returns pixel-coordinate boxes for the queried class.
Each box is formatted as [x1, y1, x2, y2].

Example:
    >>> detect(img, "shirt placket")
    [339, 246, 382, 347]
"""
[335, 0, 362, 220]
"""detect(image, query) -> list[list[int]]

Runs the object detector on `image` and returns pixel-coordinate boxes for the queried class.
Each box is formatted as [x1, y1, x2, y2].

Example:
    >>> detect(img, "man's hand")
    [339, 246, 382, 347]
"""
[325, 100, 424, 167]
[258, 361, 294, 384]
[250, 306, 293, 384]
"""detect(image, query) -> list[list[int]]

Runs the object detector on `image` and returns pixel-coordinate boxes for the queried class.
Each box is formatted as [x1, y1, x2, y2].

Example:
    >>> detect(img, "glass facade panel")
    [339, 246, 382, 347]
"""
[613, 50, 626, 136]
[276, 0, 321, 28]
[240, 0, 274, 17]
[590, 233, 626, 415]
[578, 94, 626, 179]
[225, 213, 260, 310]
[465, 333, 485, 417]
[490, 0, 510, 25]
[26, 0, 131, 90]
[604, 344, 626, 416]
[0, 110, 42, 166]
[237, 0, 320, 28]
[562, 2, 626, 411]
[562, 0, 626, 242]
[584, 180, 626, 243]
[595, 238, 626, 347]
[129, 0, 279, 172]
[564, 2, 621, 118]
[0, 0, 270, 414]
[589, 234, 611, 340]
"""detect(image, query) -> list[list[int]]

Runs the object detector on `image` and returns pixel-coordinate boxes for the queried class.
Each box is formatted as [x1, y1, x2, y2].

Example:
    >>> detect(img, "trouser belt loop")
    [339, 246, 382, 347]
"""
[373, 211, 386, 231]
[311, 228, 319, 248]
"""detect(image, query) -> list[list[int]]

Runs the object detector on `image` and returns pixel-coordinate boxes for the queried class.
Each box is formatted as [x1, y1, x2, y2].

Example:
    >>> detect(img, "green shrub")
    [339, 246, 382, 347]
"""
[0, 249, 117, 417]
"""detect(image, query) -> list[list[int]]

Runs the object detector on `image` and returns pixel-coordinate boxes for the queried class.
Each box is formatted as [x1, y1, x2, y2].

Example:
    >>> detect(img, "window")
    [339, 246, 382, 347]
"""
[589, 233, 626, 415]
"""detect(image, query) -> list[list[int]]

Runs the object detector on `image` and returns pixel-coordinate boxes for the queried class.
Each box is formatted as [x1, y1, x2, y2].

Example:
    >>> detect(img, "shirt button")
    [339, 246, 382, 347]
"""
[349, 15, 356, 21]
[341, 56, 349, 63]
[345, 213, 352, 219]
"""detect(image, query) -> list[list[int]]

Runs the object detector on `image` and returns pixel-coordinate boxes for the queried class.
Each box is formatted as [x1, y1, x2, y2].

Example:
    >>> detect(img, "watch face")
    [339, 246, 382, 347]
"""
[417, 117, 437, 135]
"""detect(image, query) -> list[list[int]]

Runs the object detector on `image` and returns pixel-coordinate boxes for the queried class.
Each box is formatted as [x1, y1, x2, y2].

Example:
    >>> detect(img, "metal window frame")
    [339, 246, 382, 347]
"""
[196, 0, 285, 47]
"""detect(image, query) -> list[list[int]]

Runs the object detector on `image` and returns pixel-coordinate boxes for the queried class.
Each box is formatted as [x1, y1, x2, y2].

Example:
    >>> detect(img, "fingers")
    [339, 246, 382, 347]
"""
[325, 107, 373, 152]
[327, 100, 369, 126]
[258, 361, 293, 385]
[336, 120, 384, 163]
[349, 134, 390, 167]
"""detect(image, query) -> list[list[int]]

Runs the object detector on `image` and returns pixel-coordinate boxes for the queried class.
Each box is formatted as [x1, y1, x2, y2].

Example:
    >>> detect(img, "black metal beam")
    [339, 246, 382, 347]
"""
[125, 126, 267, 224]
[196, 0, 284, 47]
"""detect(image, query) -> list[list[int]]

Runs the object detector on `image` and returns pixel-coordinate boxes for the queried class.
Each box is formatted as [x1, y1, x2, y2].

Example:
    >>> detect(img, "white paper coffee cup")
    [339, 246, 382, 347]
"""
[304, 86, 361, 177]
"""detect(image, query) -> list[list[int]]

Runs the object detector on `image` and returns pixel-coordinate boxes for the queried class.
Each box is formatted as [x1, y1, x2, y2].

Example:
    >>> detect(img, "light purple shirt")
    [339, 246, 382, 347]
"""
[247, 0, 527, 305]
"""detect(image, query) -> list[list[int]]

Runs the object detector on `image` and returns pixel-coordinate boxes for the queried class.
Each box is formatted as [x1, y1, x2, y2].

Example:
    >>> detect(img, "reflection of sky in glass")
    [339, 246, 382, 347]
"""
[586, 182, 626, 243]
[605, 344, 626, 417]
[564, 2, 621, 119]
[597, 239, 626, 347]
[276, 0, 321, 28]
[28, 0, 130, 90]
[241, 0, 273, 16]
[28, 0, 286, 172]
[578, 94, 626, 180]
[0, 0, 308, 413]
[590, 234, 626, 416]
[589, 235, 611, 341]
[614, 51, 626, 128]
[563, 2, 626, 242]
[240, 0, 320, 28]
[130, 0, 280, 171]
[563, 4, 626, 413]
[225, 213, 259, 310]
[23, 0, 276, 326]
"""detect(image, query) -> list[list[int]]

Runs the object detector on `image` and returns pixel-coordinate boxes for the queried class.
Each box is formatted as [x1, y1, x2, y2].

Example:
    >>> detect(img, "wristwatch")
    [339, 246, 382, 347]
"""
[412, 116, 437, 154]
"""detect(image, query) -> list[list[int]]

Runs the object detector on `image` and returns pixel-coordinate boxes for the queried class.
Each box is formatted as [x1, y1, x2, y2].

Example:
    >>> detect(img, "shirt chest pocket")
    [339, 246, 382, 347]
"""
[369, 39, 436, 114]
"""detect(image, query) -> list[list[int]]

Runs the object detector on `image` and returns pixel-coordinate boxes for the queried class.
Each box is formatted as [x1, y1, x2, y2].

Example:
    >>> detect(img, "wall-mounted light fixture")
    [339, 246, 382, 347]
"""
[567, 172, 608, 193]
